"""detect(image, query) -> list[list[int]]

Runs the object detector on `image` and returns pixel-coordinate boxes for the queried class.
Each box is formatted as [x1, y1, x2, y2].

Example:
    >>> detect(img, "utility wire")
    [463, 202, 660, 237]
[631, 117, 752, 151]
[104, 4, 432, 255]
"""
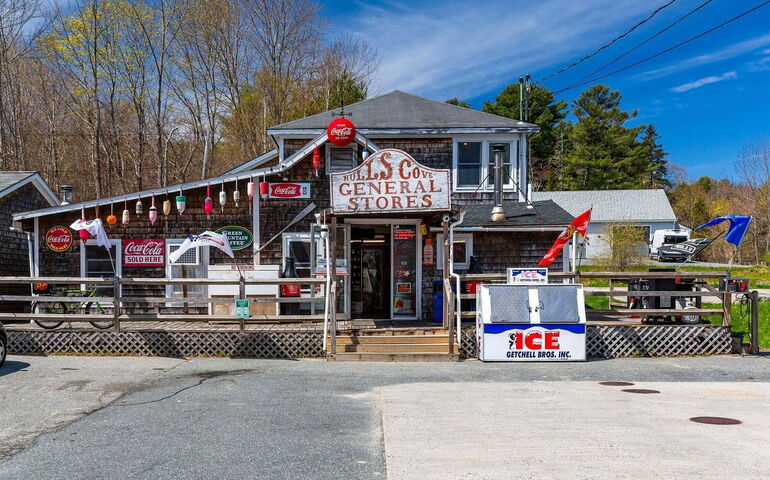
[538, 0, 678, 83]
[553, 0, 770, 94]
[572, 0, 714, 84]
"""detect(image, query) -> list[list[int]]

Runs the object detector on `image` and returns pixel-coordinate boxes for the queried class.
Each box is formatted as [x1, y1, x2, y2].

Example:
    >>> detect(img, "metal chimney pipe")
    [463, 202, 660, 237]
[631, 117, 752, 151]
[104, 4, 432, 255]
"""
[518, 77, 524, 121]
[491, 145, 505, 222]
[59, 184, 73, 205]
[524, 74, 531, 122]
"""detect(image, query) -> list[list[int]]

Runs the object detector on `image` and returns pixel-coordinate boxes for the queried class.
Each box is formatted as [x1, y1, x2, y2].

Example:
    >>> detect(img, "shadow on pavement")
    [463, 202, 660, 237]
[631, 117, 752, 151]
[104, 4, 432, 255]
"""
[0, 360, 31, 377]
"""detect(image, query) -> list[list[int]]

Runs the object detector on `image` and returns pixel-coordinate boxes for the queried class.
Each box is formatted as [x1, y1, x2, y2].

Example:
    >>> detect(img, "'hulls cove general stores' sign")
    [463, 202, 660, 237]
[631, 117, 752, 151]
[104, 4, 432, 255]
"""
[330, 148, 450, 214]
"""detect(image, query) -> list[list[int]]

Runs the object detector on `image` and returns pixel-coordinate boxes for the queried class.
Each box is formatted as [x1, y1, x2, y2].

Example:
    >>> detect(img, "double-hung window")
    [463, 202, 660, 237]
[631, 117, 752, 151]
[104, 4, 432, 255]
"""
[165, 240, 207, 303]
[453, 139, 518, 191]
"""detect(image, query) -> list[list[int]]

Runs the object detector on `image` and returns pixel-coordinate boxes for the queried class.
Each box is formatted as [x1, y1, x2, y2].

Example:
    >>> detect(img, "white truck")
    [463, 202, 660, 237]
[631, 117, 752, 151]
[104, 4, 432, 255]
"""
[649, 229, 690, 261]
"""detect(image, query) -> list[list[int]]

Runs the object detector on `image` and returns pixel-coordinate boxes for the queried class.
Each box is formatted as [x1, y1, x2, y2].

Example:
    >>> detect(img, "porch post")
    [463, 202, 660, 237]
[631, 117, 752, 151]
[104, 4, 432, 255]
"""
[442, 219, 450, 329]
[329, 216, 338, 356]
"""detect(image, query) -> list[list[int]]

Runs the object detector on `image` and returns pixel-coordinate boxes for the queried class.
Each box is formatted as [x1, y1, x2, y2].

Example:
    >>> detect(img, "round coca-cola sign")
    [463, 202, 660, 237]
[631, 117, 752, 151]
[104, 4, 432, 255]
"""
[46, 226, 73, 252]
[326, 118, 355, 146]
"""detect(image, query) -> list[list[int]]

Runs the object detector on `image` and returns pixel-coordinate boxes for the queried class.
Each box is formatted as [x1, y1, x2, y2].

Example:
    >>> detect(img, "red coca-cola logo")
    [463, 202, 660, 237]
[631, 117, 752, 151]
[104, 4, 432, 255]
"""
[46, 226, 72, 252]
[270, 183, 303, 198]
[280, 284, 301, 297]
[327, 118, 355, 146]
[123, 239, 165, 266]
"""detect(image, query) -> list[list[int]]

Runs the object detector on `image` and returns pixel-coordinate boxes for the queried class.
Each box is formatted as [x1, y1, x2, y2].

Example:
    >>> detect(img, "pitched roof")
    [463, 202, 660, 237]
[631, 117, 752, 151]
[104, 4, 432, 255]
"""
[269, 90, 539, 133]
[459, 200, 573, 228]
[0, 171, 60, 206]
[532, 189, 677, 223]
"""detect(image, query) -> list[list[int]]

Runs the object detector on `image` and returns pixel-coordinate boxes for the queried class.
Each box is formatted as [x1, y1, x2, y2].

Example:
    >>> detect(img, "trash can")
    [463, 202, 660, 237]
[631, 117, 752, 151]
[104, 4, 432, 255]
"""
[433, 280, 444, 324]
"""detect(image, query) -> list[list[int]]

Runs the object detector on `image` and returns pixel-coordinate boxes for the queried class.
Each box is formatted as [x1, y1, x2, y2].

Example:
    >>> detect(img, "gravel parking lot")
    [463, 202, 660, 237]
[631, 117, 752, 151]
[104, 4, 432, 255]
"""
[1, 354, 769, 479]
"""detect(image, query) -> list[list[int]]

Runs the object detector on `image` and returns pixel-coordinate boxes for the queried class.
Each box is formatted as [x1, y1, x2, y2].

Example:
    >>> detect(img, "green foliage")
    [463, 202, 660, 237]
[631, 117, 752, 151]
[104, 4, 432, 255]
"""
[640, 125, 670, 188]
[595, 222, 649, 271]
[563, 85, 648, 190]
[445, 97, 471, 108]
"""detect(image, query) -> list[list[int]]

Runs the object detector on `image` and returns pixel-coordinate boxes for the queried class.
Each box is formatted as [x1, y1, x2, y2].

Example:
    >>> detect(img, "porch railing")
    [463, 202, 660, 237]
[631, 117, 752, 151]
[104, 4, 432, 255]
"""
[0, 276, 326, 333]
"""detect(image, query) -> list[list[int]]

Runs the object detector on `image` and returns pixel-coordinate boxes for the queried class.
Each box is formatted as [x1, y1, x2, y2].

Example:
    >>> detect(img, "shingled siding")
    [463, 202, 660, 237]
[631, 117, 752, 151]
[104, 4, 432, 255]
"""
[0, 184, 51, 312]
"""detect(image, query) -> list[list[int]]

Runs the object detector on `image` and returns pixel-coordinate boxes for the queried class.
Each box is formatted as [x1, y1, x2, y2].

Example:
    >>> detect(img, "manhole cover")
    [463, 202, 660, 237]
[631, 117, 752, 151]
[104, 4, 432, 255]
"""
[599, 381, 635, 386]
[690, 416, 742, 425]
[622, 389, 660, 394]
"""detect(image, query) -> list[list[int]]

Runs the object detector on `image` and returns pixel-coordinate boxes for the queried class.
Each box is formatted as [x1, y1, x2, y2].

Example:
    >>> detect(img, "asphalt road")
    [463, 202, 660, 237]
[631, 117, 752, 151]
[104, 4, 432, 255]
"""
[1, 355, 769, 479]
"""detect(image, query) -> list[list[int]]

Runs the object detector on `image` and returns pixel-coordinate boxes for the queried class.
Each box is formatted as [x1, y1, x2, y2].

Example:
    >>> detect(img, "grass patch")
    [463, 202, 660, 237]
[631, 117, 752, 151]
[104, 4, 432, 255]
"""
[576, 265, 770, 288]
[702, 301, 770, 349]
[584, 296, 609, 310]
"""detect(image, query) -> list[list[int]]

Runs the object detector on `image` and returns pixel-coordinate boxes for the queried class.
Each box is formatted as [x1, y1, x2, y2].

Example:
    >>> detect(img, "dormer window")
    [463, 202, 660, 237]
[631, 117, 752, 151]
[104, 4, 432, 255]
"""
[326, 145, 358, 173]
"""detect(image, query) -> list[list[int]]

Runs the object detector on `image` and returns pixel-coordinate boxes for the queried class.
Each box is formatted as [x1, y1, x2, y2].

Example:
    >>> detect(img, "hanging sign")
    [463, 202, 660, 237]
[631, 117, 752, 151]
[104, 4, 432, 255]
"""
[267, 183, 311, 199]
[46, 225, 73, 252]
[123, 239, 165, 266]
[215, 226, 253, 251]
[327, 118, 355, 146]
[330, 148, 450, 214]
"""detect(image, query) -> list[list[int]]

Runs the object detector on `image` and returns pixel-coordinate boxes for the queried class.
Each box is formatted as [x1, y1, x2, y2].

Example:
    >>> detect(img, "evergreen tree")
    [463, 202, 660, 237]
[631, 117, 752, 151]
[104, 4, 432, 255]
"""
[445, 97, 472, 108]
[482, 83, 568, 189]
[640, 125, 670, 188]
[564, 85, 646, 190]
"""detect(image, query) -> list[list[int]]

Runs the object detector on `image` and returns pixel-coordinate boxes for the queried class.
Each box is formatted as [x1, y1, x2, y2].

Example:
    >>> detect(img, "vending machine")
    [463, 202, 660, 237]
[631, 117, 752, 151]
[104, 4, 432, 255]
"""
[476, 284, 587, 362]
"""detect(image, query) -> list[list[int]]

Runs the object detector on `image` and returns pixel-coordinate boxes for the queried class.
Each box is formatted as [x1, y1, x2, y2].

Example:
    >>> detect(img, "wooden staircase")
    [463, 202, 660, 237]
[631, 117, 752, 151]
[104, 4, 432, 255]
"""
[326, 327, 459, 362]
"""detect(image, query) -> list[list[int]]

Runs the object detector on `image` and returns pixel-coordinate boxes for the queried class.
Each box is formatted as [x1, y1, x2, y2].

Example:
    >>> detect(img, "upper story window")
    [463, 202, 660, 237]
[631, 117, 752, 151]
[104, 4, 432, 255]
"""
[326, 145, 358, 174]
[453, 139, 518, 191]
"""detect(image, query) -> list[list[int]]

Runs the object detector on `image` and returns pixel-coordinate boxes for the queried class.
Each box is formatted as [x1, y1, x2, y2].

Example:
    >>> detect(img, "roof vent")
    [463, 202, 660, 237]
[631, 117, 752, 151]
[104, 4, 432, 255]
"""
[60, 185, 73, 205]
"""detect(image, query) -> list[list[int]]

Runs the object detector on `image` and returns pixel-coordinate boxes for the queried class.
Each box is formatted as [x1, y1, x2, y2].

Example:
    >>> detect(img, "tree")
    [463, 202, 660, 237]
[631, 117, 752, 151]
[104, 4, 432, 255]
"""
[445, 97, 471, 108]
[640, 125, 670, 188]
[482, 83, 568, 189]
[563, 85, 647, 190]
[595, 222, 648, 271]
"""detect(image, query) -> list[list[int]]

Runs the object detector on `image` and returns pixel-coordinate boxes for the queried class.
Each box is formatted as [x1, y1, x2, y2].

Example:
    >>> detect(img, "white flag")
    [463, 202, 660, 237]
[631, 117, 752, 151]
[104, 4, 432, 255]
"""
[169, 230, 234, 264]
[70, 218, 110, 250]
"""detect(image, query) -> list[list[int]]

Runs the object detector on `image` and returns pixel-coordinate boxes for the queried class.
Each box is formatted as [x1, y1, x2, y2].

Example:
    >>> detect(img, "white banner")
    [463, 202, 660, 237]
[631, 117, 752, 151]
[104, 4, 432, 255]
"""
[70, 218, 110, 249]
[330, 148, 450, 214]
[169, 231, 234, 264]
[480, 324, 586, 361]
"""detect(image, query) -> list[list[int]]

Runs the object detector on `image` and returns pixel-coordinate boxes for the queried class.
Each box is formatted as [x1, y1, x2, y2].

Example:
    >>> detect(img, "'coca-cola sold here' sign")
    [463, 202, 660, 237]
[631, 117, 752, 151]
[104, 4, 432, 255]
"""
[123, 239, 165, 266]
[330, 148, 450, 214]
[267, 182, 311, 199]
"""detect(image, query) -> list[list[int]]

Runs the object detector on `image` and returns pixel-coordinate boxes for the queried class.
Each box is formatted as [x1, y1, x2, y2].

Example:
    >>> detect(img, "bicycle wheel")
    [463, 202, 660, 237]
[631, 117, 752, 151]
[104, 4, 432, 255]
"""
[31, 301, 66, 329]
[85, 302, 114, 330]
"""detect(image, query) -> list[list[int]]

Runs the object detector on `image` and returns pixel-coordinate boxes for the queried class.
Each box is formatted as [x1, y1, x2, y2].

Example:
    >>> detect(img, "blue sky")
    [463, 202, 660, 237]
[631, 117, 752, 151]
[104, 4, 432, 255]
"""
[324, 0, 770, 181]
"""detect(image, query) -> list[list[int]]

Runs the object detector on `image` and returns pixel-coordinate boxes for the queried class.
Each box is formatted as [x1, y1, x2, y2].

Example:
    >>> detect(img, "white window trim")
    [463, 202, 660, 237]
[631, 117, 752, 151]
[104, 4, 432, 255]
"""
[325, 143, 359, 174]
[165, 239, 209, 302]
[435, 233, 473, 270]
[79, 239, 122, 296]
[452, 138, 519, 192]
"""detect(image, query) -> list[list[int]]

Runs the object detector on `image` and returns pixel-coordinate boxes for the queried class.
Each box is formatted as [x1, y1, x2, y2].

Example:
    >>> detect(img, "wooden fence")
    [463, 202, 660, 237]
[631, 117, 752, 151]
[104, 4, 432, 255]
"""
[0, 276, 326, 333]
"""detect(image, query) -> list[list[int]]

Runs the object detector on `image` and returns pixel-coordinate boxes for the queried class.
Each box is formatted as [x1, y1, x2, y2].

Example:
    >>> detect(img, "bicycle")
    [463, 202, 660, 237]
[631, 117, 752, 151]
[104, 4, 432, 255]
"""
[31, 283, 114, 330]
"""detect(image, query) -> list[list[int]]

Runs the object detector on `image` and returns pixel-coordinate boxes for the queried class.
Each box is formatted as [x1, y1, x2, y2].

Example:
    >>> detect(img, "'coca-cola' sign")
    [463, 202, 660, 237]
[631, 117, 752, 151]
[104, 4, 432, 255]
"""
[326, 118, 355, 146]
[268, 182, 311, 199]
[123, 239, 165, 266]
[46, 225, 73, 252]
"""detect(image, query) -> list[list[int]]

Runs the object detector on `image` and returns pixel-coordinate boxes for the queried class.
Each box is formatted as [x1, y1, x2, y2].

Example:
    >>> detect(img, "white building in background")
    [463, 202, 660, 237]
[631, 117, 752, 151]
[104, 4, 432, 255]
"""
[532, 189, 688, 263]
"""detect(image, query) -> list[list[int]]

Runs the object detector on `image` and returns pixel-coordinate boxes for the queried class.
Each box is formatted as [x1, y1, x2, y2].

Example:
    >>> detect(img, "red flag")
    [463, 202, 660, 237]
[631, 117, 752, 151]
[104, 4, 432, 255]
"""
[537, 208, 592, 267]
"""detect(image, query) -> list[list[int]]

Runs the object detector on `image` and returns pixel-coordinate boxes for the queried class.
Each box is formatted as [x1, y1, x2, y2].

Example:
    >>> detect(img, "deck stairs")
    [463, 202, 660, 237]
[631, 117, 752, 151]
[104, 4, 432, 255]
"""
[326, 327, 459, 362]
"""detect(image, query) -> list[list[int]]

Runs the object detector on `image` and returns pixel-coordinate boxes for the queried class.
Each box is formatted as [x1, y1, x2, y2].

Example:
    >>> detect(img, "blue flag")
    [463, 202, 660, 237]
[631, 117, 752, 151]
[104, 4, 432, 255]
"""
[694, 215, 752, 246]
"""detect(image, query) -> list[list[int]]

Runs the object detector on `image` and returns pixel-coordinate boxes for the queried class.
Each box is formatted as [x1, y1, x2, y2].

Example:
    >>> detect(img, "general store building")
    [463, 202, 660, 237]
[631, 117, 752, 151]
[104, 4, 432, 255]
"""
[12, 91, 573, 322]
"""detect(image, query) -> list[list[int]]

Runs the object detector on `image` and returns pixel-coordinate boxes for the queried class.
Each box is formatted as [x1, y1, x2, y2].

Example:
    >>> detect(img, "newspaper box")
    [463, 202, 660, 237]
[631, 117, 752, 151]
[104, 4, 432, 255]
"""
[476, 284, 587, 361]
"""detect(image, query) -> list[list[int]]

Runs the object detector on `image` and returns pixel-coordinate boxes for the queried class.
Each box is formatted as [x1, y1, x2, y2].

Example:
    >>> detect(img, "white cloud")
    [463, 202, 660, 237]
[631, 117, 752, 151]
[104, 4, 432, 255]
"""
[333, 0, 655, 100]
[670, 71, 737, 93]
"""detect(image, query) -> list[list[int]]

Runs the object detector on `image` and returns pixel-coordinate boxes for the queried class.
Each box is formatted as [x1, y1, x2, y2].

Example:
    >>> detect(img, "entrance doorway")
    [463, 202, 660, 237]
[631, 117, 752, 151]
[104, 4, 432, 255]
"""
[351, 226, 391, 318]
[347, 220, 422, 320]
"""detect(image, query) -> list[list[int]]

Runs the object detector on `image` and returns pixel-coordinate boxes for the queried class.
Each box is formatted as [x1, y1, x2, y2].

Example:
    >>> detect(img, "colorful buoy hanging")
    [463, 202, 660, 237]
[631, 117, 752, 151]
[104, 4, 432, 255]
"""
[135, 198, 143, 217]
[233, 178, 240, 208]
[259, 178, 269, 200]
[122, 199, 130, 225]
[247, 177, 255, 199]
[149, 193, 158, 225]
[219, 182, 226, 213]
[106, 202, 117, 225]
[162, 192, 172, 216]
[204, 184, 213, 216]
[176, 189, 186, 215]
[79, 207, 89, 242]
[312, 147, 320, 177]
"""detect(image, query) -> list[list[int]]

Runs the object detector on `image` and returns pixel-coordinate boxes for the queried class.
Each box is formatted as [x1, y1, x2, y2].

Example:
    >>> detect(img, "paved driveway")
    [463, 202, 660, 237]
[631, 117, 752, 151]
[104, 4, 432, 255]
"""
[1, 355, 769, 479]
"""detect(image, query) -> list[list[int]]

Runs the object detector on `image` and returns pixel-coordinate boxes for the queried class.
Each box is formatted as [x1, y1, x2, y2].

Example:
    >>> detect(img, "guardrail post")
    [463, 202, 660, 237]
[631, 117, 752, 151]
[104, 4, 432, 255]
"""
[113, 277, 121, 332]
[751, 290, 759, 354]
[239, 275, 246, 333]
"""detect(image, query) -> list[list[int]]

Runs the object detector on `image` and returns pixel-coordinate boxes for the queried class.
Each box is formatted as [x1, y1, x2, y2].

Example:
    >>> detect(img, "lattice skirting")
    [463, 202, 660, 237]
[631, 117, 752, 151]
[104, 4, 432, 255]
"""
[8, 330, 324, 359]
[460, 325, 733, 359]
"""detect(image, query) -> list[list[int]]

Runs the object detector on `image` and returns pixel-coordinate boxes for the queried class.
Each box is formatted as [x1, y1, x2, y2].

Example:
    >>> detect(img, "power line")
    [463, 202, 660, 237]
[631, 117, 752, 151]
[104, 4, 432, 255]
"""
[572, 0, 714, 84]
[553, 0, 770, 94]
[537, 0, 678, 83]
